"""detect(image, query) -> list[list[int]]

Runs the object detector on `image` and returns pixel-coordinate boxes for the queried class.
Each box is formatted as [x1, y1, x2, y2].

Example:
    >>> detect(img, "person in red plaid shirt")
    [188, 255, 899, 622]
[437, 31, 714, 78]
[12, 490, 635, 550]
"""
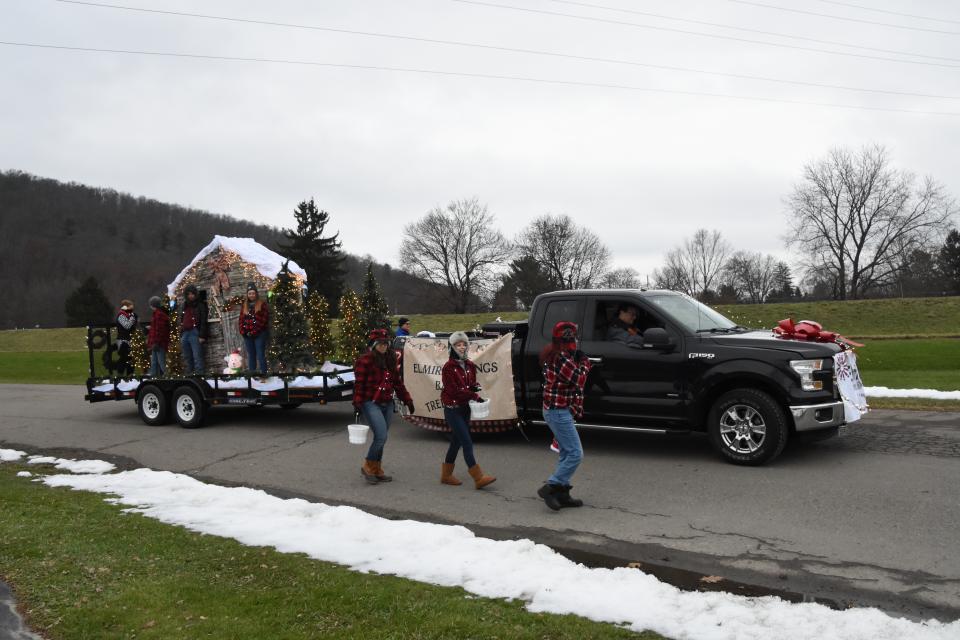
[353, 328, 415, 484]
[538, 321, 592, 511]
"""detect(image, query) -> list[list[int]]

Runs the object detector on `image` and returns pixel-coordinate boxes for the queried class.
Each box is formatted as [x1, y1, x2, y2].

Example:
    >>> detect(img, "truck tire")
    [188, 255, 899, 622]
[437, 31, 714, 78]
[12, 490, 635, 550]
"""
[172, 386, 206, 428]
[708, 388, 788, 466]
[137, 384, 169, 426]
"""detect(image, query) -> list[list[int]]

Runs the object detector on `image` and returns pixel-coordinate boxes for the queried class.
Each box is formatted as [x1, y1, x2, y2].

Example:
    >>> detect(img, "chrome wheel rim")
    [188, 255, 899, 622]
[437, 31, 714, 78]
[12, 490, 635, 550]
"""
[719, 404, 766, 454]
[142, 392, 161, 420]
[176, 395, 195, 421]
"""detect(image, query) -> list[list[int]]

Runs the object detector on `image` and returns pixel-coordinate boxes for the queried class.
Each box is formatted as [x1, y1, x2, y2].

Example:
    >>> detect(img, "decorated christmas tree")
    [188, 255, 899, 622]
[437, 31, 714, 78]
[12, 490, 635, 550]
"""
[129, 323, 150, 374]
[337, 289, 367, 364]
[360, 262, 391, 335]
[268, 261, 314, 373]
[165, 295, 184, 377]
[307, 291, 335, 365]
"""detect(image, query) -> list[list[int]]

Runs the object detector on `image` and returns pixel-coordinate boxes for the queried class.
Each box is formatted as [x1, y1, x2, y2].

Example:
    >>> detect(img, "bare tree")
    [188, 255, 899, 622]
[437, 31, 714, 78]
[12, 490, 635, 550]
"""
[652, 229, 730, 298]
[785, 145, 956, 299]
[724, 251, 778, 304]
[399, 198, 512, 313]
[600, 267, 641, 289]
[516, 214, 610, 289]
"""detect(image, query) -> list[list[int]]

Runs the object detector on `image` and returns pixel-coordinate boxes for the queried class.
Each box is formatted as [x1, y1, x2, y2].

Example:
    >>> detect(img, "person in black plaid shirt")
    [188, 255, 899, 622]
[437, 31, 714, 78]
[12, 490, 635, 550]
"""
[537, 321, 592, 511]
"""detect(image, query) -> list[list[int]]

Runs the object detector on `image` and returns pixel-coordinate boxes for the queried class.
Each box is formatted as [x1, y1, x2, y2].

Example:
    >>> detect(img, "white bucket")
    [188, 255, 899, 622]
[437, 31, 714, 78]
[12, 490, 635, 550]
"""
[347, 423, 369, 445]
[468, 399, 490, 420]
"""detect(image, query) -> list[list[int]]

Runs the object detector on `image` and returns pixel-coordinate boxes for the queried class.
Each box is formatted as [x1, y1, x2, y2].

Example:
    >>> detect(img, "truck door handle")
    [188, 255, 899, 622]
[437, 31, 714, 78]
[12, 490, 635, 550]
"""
[587, 356, 604, 365]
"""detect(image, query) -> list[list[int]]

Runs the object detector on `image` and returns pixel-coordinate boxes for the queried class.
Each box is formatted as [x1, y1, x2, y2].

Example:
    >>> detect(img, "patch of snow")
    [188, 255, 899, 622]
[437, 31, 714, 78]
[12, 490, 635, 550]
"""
[92, 379, 141, 393]
[25, 455, 115, 475]
[167, 236, 306, 295]
[865, 387, 960, 401]
[0, 449, 26, 462]
[6, 463, 951, 640]
[16, 471, 32, 477]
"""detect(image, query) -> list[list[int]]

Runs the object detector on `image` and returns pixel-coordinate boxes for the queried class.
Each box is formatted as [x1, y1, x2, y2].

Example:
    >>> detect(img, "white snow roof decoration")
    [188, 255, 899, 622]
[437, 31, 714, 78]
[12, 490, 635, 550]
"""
[167, 235, 306, 295]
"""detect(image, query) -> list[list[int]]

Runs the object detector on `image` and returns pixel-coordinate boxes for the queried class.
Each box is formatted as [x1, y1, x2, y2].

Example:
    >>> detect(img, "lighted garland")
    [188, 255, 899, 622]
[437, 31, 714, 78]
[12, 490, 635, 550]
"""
[337, 288, 367, 364]
[307, 291, 334, 364]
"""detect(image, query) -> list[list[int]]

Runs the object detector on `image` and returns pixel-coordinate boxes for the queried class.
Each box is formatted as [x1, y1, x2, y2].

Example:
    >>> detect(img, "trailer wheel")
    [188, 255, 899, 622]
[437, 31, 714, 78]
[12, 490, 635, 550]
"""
[172, 386, 206, 428]
[707, 388, 788, 466]
[137, 385, 169, 426]
[280, 402, 302, 410]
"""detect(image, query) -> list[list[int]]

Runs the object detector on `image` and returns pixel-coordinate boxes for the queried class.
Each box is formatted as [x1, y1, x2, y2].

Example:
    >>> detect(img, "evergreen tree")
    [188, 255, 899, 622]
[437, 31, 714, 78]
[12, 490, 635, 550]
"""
[129, 323, 150, 374]
[165, 295, 183, 377]
[268, 261, 314, 373]
[64, 276, 113, 327]
[939, 229, 960, 294]
[337, 289, 367, 364]
[360, 262, 391, 335]
[278, 198, 347, 313]
[306, 291, 335, 364]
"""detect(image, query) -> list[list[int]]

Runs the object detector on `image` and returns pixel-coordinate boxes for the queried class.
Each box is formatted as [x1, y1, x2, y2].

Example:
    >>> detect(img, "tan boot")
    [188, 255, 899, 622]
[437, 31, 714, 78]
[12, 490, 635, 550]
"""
[441, 463, 462, 486]
[373, 461, 393, 482]
[467, 464, 496, 489]
[360, 459, 379, 484]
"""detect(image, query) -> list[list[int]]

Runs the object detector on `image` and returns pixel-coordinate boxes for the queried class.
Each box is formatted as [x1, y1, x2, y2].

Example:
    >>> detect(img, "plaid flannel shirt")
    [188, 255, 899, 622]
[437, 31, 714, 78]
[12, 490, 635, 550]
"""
[541, 350, 592, 419]
[352, 351, 412, 409]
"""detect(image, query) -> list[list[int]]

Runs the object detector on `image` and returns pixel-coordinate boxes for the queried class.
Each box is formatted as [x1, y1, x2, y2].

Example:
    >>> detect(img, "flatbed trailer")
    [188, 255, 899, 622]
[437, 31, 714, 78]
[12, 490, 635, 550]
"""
[83, 323, 355, 428]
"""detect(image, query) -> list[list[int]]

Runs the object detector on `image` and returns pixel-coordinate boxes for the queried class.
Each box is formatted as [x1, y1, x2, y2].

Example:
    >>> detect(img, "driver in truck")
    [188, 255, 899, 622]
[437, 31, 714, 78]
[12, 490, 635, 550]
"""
[606, 303, 644, 347]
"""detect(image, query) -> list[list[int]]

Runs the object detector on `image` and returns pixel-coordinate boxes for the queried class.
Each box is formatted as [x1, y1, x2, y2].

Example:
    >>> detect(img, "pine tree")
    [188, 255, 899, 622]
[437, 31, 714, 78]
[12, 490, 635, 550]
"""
[360, 262, 391, 335]
[306, 291, 335, 364]
[165, 295, 183, 377]
[129, 323, 150, 374]
[64, 276, 113, 327]
[268, 261, 314, 373]
[337, 289, 367, 364]
[277, 198, 348, 313]
[939, 229, 960, 294]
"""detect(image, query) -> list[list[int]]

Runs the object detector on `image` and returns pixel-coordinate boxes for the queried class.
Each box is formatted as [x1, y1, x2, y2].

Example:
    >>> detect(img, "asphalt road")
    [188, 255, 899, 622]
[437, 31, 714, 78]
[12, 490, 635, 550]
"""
[1, 384, 958, 623]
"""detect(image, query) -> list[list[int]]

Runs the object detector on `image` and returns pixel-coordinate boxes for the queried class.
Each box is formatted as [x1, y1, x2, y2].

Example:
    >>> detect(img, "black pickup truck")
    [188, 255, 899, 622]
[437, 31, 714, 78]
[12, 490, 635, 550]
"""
[483, 289, 848, 465]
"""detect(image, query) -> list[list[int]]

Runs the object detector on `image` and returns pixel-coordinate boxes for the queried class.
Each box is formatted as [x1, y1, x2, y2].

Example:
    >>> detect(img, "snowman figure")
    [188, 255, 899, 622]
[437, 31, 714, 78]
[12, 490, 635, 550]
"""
[223, 349, 243, 375]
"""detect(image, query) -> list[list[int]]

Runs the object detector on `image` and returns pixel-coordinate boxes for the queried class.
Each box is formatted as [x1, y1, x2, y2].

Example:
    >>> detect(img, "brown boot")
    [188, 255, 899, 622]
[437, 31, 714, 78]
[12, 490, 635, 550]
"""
[441, 463, 462, 486]
[373, 461, 393, 483]
[467, 464, 496, 489]
[360, 459, 379, 484]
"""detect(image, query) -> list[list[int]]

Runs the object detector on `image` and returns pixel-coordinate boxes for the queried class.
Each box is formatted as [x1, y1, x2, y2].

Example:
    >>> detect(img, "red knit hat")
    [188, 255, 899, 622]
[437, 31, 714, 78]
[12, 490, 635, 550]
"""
[368, 328, 390, 346]
[552, 321, 578, 349]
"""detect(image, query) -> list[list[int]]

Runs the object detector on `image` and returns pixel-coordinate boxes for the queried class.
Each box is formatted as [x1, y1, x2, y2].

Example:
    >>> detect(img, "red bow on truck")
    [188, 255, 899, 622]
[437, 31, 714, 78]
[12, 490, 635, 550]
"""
[773, 318, 863, 350]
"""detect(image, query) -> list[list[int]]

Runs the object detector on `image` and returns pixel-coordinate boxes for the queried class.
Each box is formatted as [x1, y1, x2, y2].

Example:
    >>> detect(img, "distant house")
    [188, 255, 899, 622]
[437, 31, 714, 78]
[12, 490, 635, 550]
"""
[167, 236, 306, 374]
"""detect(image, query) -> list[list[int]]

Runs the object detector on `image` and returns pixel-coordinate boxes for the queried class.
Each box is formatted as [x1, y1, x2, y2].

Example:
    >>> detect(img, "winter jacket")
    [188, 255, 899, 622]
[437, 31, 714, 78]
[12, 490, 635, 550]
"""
[542, 350, 592, 419]
[396, 327, 410, 337]
[180, 299, 208, 338]
[606, 318, 643, 347]
[239, 300, 269, 337]
[147, 308, 171, 351]
[440, 358, 482, 408]
[352, 351, 413, 409]
[115, 310, 138, 344]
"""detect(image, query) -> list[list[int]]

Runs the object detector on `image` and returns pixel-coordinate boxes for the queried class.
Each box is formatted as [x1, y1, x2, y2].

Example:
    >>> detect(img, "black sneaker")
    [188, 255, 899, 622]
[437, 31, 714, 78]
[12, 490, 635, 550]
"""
[537, 483, 563, 511]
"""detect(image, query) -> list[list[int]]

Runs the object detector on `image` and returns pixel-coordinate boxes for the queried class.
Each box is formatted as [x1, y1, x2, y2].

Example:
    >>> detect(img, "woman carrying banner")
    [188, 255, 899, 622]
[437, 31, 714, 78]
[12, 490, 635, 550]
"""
[353, 329, 415, 484]
[538, 321, 592, 510]
[439, 331, 496, 489]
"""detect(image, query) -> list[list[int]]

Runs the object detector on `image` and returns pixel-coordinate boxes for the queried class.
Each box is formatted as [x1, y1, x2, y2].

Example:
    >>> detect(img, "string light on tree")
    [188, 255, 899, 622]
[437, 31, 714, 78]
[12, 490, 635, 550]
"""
[267, 261, 314, 373]
[361, 262, 391, 335]
[307, 291, 334, 365]
[337, 289, 366, 364]
[129, 322, 150, 374]
[163, 294, 184, 377]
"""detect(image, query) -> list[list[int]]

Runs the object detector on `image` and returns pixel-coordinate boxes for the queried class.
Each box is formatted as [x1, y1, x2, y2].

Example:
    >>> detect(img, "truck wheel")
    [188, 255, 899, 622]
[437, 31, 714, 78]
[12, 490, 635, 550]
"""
[172, 386, 206, 428]
[137, 385, 169, 426]
[708, 388, 788, 466]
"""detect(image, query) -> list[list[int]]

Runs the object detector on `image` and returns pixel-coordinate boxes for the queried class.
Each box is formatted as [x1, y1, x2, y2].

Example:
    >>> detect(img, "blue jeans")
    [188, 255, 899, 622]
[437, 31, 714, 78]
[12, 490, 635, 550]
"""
[181, 328, 204, 374]
[543, 408, 583, 486]
[149, 348, 166, 377]
[243, 332, 268, 373]
[443, 405, 476, 468]
[362, 401, 393, 462]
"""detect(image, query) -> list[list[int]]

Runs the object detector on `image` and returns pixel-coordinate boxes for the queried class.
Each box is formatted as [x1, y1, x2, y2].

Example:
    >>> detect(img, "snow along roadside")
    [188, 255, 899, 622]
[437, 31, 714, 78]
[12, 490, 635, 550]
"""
[864, 387, 960, 401]
[1, 449, 957, 640]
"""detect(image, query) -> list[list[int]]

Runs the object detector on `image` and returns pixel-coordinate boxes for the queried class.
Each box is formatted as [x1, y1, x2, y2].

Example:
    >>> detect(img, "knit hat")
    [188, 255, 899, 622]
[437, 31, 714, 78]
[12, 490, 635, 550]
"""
[552, 321, 578, 351]
[246, 282, 258, 294]
[119, 299, 134, 310]
[148, 296, 162, 310]
[448, 331, 470, 360]
[368, 328, 390, 347]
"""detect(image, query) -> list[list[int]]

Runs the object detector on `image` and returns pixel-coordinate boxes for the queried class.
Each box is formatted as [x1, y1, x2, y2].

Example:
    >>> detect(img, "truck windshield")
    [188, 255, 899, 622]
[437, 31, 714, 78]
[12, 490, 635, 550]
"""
[646, 294, 739, 333]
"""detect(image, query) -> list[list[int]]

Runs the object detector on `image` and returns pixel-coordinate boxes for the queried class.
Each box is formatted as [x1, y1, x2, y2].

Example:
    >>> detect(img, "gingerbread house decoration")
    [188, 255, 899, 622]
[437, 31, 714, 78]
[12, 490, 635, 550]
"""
[167, 236, 306, 374]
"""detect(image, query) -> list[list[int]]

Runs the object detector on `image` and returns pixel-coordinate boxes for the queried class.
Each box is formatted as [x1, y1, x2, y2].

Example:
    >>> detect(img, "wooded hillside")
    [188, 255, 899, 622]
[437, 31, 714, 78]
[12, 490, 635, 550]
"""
[0, 171, 445, 328]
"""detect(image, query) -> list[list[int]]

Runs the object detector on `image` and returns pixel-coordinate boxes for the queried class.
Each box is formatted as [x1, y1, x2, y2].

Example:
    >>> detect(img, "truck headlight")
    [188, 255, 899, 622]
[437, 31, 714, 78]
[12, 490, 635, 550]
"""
[790, 359, 824, 391]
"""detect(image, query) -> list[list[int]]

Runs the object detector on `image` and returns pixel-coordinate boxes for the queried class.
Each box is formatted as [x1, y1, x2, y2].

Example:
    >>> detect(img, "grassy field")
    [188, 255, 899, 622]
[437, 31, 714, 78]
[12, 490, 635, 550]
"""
[0, 462, 658, 640]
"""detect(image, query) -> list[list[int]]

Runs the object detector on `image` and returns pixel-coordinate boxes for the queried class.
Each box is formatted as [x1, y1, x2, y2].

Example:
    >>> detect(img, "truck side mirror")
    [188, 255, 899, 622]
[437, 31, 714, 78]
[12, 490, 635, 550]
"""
[642, 327, 672, 350]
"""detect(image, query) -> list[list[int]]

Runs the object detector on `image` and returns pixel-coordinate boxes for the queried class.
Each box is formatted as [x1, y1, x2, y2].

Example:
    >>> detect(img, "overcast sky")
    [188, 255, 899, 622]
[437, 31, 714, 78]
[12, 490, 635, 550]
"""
[3, 0, 959, 279]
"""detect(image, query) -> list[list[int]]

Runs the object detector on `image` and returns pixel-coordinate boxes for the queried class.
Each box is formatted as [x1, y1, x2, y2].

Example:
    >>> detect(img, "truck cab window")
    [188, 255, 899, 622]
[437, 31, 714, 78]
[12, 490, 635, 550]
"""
[592, 300, 662, 342]
[541, 300, 581, 339]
